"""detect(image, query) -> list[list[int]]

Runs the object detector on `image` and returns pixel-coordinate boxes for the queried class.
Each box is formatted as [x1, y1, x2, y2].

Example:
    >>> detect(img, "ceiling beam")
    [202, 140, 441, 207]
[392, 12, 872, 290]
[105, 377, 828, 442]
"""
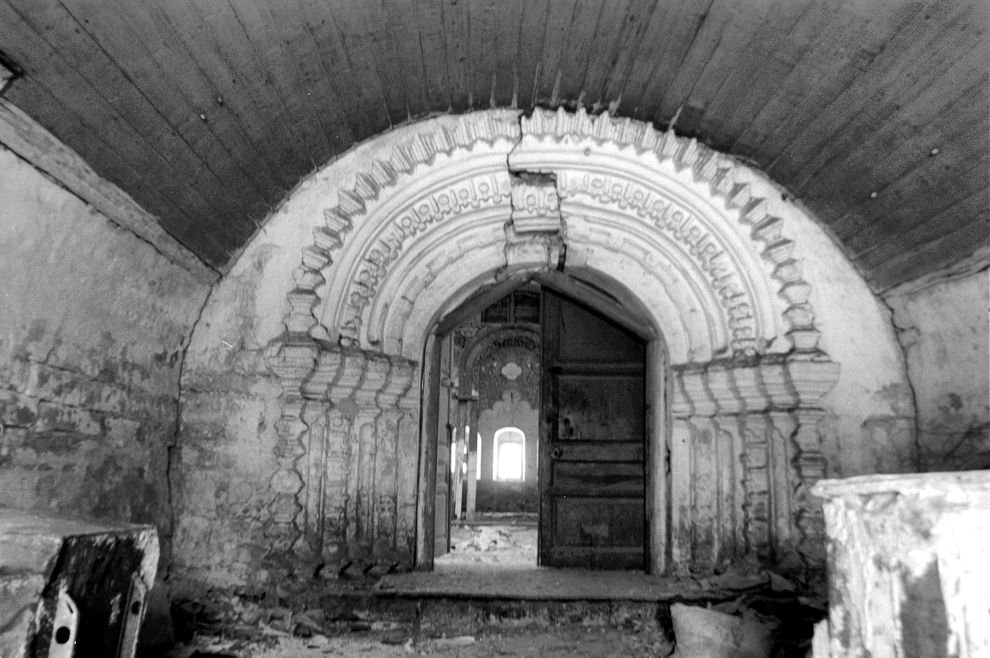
[0, 98, 218, 284]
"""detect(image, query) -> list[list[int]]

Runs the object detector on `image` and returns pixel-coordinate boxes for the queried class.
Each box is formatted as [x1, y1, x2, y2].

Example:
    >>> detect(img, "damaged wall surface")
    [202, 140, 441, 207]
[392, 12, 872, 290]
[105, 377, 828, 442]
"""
[814, 472, 990, 657]
[885, 267, 990, 472]
[172, 110, 913, 592]
[0, 143, 209, 567]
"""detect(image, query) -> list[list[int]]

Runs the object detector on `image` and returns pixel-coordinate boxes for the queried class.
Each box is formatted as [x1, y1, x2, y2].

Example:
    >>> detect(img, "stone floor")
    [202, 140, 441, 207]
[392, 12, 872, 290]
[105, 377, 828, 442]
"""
[165, 521, 825, 657]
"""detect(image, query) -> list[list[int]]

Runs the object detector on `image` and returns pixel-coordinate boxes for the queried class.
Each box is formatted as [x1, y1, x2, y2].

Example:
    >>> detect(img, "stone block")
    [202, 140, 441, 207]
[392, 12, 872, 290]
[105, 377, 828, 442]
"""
[813, 472, 990, 657]
[0, 508, 158, 657]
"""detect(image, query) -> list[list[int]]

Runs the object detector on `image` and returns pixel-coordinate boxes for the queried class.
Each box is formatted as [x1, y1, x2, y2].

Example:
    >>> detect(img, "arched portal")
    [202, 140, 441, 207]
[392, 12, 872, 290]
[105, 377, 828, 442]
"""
[418, 268, 666, 571]
[177, 111, 920, 588]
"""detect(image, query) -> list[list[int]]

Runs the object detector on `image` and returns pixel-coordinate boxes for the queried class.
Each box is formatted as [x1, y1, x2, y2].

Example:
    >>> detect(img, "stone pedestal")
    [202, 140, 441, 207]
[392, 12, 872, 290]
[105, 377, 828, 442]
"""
[813, 472, 990, 658]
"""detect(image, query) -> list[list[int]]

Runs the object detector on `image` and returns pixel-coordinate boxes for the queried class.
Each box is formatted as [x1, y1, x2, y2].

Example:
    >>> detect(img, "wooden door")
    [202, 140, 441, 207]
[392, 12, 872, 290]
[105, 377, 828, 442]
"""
[540, 289, 647, 569]
[434, 333, 453, 558]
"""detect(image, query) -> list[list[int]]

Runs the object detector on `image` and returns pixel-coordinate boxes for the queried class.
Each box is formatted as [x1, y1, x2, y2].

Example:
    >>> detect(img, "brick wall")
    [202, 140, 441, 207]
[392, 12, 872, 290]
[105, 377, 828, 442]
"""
[0, 146, 208, 565]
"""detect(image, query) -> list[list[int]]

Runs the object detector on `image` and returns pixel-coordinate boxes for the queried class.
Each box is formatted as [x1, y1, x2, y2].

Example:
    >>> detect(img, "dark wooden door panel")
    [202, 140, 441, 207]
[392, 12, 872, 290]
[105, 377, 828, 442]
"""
[557, 374, 644, 441]
[551, 461, 644, 497]
[540, 289, 647, 570]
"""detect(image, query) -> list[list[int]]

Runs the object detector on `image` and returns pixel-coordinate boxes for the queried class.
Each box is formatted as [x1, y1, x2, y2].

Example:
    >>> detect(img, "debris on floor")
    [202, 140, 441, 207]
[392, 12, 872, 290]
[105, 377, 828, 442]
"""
[164, 533, 825, 657]
[669, 602, 775, 658]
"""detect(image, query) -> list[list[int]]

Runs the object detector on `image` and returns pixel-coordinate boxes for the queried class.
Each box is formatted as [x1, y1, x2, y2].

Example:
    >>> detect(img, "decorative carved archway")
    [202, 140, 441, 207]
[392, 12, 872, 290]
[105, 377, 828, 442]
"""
[265, 109, 839, 579]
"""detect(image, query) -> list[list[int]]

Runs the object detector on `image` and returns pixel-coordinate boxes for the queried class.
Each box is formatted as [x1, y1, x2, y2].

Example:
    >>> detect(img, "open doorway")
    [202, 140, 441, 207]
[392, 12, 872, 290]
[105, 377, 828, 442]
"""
[418, 276, 654, 573]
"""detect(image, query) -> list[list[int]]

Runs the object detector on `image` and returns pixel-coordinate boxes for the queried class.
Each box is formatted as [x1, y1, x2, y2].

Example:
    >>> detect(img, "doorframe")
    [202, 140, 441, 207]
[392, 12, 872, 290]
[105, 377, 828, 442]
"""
[415, 271, 671, 574]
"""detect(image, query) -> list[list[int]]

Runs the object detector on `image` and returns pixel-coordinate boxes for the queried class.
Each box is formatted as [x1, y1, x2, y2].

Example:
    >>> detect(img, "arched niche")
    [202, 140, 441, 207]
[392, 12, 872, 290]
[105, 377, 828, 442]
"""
[177, 108, 920, 589]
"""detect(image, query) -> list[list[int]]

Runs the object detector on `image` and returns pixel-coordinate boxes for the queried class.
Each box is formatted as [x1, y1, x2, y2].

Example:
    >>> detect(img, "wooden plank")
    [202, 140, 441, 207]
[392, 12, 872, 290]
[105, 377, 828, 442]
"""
[415, 334, 442, 569]
[655, 0, 774, 135]
[0, 99, 217, 283]
[806, 70, 988, 244]
[864, 193, 990, 288]
[468, 0, 498, 108]
[551, 441, 644, 463]
[632, 0, 732, 122]
[190, 0, 308, 164]
[699, 0, 821, 145]
[383, 0, 431, 118]
[441, 0, 472, 110]
[766, 0, 965, 185]
[539, 287, 560, 567]
[435, 273, 530, 334]
[5, 1, 247, 222]
[355, 1, 413, 124]
[645, 340, 668, 574]
[815, 76, 987, 237]
[153, 0, 302, 188]
[857, 187, 989, 267]
[55, 0, 279, 220]
[593, 0, 655, 110]
[4, 78, 229, 266]
[869, 216, 990, 291]
[547, 545, 644, 570]
[317, 2, 392, 134]
[731, 0, 925, 164]
[413, 0, 453, 112]
[841, 154, 988, 265]
[293, 0, 368, 142]
[0, 89, 230, 269]
[554, 0, 606, 105]
[226, 0, 335, 161]
[619, 0, 693, 114]
[534, 1, 577, 105]
[465, 399, 480, 521]
[550, 464, 644, 497]
[490, 0, 523, 107]
[263, 0, 356, 153]
[514, 0, 551, 109]
[0, 4, 238, 255]
[452, 428, 465, 520]
[435, 334, 454, 556]
[787, 6, 987, 196]
[551, 362, 644, 375]
[533, 270, 655, 339]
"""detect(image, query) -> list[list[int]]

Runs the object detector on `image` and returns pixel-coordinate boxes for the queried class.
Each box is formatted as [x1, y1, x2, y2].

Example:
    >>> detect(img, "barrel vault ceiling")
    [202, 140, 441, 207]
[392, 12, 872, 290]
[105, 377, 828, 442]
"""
[0, 0, 986, 290]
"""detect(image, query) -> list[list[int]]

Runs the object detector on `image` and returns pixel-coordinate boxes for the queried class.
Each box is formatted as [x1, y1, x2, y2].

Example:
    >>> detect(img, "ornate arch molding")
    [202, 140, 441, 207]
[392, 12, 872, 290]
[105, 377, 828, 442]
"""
[283, 108, 822, 364]
[455, 324, 541, 402]
[264, 109, 842, 576]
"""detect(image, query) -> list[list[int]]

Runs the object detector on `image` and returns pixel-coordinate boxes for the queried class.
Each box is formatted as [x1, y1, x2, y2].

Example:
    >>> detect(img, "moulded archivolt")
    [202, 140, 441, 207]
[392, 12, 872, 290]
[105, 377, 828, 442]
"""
[512, 110, 793, 353]
[290, 108, 823, 367]
[322, 158, 514, 345]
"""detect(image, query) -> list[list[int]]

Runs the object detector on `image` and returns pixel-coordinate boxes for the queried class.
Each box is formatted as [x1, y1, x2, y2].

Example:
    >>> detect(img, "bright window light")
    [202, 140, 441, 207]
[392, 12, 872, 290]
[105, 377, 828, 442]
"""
[493, 427, 525, 481]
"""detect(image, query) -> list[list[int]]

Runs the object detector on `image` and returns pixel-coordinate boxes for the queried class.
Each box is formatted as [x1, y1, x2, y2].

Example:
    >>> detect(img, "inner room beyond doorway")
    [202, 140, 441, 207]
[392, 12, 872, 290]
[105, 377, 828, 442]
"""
[432, 280, 650, 574]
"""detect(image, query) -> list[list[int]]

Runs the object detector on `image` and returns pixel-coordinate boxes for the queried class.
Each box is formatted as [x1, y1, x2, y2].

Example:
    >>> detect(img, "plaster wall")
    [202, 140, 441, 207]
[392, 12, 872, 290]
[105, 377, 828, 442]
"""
[885, 269, 990, 471]
[0, 145, 208, 565]
[173, 111, 914, 590]
[796, 219, 916, 477]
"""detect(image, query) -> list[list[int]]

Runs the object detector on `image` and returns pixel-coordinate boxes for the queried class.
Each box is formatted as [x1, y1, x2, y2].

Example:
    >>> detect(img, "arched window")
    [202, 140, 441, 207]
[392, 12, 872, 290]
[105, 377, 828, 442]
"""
[493, 427, 525, 481]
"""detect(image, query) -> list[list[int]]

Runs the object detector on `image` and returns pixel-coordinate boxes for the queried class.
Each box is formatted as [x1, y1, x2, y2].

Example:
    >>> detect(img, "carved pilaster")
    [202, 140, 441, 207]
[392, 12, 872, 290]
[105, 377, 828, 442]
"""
[741, 413, 771, 560]
[263, 337, 321, 567]
[352, 355, 390, 552]
[785, 356, 840, 573]
[323, 350, 366, 568]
